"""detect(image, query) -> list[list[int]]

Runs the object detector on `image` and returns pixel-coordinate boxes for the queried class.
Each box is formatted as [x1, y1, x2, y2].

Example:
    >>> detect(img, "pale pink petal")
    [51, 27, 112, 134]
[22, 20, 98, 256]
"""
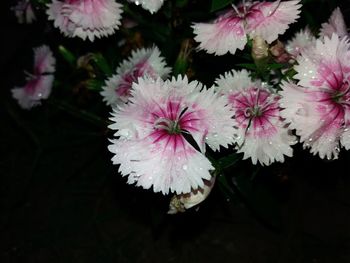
[320, 7, 348, 39]
[215, 69, 295, 165]
[47, 0, 123, 41]
[285, 27, 317, 57]
[33, 45, 56, 74]
[100, 46, 171, 106]
[128, 0, 165, 13]
[295, 34, 350, 90]
[12, 75, 54, 110]
[247, 0, 302, 43]
[192, 10, 247, 56]
[341, 128, 350, 150]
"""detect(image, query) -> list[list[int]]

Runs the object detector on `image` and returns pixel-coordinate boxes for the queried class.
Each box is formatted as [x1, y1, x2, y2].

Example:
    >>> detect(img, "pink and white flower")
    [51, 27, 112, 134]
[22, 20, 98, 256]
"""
[320, 7, 348, 39]
[46, 0, 123, 41]
[215, 69, 295, 165]
[12, 45, 56, 109]
[100, 46, 171, 106]
[285, 27, 316, 57]
[192, 0, 301, 55]
[280, 34, 350, 159]
[12, 0, 36, 24]
[108, 76, 235, 194]
[128, 0, 165, 13]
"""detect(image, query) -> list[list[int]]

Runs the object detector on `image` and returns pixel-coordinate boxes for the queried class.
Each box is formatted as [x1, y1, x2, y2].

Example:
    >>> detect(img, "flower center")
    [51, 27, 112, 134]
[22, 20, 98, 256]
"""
[331, 80, 350, 105]
[154, 117, 182, 134]
[244, 105, 262, 118]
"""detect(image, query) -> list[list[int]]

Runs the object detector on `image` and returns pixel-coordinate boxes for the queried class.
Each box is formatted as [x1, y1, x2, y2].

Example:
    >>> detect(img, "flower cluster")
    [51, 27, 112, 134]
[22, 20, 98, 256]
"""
[10, 0, 350, 211]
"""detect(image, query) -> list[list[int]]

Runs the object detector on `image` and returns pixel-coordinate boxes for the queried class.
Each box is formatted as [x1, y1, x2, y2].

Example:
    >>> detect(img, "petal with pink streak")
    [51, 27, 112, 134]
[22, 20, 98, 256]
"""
[109, 134, 213, 194]
[247, 0, 302, 43]
[101, 46, 171, 106]
[12, 75, 54, 110]
[34, 45, 56, 74]
[192, 11, 247, 55]
[320, 7, 348, 39]
[279, 79, 347, 160]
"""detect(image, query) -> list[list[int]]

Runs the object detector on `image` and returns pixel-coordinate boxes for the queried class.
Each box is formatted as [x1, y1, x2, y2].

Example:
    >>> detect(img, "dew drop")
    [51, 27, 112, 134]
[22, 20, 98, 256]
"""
[296, 108, 306, 116]
[182, 164, 188, 170]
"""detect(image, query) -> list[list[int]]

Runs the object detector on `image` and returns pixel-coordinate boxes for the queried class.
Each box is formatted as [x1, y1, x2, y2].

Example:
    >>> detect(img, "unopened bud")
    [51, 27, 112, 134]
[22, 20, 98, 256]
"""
[251, 36, 269, 61]
[168, 176, 216, 214]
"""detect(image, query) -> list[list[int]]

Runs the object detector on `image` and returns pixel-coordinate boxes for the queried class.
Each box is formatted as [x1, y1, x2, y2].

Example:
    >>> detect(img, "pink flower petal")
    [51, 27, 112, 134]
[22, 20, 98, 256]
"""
[247, 0, 302, 43]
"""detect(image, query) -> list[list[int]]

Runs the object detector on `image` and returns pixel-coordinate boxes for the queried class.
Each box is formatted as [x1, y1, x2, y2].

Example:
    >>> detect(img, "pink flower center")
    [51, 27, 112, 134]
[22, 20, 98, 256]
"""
[23, 71, 40, 95]
[117, 60, 154, 97]
[148, 100, 202, 151]
[310, 62, 350, 129]
[229, 87, 279, 137]
[331, 80, 350, 105]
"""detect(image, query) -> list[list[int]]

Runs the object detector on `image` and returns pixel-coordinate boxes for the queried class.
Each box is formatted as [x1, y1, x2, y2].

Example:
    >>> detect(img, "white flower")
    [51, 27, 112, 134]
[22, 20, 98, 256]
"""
[100, 46, 171, 106]
[12, 45, 56, 109]
[192, 0, 301, 55]
[47, 0, 123, 41]
[108, 75, 235, 194]
[215, 69, 296, 165]
[280, 34, 350, 159]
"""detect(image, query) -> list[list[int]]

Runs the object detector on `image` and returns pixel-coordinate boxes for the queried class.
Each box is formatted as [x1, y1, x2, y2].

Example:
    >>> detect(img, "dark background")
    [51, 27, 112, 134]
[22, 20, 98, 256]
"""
[1, 0, 350, 262]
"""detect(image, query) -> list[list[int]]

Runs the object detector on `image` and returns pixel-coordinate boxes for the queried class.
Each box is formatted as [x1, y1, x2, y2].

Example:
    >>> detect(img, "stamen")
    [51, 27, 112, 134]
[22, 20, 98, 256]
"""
[154, 117, 181, 134]
[231, 3, 241, 16]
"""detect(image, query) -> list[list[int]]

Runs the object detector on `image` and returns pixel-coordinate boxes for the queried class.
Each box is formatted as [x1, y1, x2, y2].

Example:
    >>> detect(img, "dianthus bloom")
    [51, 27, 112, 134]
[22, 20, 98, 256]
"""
[108, 76, 235, 194]
[12, 0, 36, 24]
[285, 27, 316, 58]
[192, 0, 301, 55]
[100, 46, 171, 106]
[12, 45, 56, 109]
[215, 70, 295, 165]
[320, 7, 348, 39]
[47, 0, 123, 41]
[128, 0, 165, 13]
[280, 34, 350, 159]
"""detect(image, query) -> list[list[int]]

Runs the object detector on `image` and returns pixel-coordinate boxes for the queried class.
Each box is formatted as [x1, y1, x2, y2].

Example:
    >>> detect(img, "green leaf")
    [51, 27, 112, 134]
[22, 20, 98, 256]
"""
[58, 45, 76, 67]
[236, 63, 257, 70]
[211, 0, 233, 12]
[176, 0, 188, 8]
[86, 79, 104, 91]
[91, 53, 112, 76]
[217, 153, 241, 170]
[268, 63, 284, 70]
